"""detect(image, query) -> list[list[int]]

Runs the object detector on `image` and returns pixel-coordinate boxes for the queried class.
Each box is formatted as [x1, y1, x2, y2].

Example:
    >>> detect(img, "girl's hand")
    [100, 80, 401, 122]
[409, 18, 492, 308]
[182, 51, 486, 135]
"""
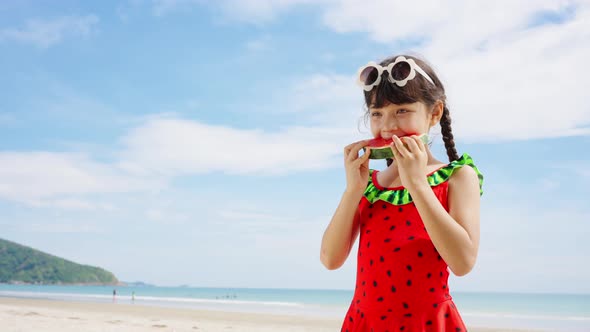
[343, 140, 372, 194]
[390, 135, 429, 191]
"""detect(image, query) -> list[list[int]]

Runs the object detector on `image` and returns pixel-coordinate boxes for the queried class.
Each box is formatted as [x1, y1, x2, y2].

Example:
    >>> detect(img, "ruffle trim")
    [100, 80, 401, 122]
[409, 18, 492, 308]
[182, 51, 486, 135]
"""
[363, 153, 484, 206]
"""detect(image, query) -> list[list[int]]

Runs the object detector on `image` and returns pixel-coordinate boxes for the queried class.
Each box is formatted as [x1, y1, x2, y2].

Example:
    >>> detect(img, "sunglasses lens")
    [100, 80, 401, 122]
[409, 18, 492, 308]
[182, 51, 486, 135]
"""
[360, 66, 379, 86]
[391, 61, 411, 81]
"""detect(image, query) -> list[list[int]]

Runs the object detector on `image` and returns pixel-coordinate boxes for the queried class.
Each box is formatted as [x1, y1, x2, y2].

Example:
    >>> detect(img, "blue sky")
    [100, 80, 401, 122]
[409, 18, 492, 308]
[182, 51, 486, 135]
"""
[1, 1, 589, 294]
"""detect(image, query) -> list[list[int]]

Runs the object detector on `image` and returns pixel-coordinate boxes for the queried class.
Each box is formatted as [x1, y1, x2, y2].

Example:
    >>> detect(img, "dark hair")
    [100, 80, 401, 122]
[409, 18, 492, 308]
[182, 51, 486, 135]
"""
[361, 54, 459, 166]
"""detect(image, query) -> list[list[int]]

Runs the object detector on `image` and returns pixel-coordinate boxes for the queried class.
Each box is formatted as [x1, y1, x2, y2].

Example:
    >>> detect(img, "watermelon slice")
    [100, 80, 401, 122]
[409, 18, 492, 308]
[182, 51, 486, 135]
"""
[364, 134, 429, 159]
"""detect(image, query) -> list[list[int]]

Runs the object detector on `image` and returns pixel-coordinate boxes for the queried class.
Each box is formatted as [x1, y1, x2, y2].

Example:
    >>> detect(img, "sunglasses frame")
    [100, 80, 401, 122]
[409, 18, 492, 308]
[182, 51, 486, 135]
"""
[357, 56, 436, 91]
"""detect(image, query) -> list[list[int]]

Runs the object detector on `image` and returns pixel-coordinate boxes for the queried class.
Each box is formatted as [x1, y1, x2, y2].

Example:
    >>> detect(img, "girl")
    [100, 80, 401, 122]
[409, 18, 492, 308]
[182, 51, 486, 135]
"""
[320, 54, 484, 331]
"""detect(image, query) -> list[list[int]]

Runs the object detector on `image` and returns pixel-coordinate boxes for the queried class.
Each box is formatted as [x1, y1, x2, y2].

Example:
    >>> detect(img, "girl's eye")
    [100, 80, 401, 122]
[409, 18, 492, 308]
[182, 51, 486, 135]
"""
[397, 109, 408, 114]
[371, 112, 381, 117]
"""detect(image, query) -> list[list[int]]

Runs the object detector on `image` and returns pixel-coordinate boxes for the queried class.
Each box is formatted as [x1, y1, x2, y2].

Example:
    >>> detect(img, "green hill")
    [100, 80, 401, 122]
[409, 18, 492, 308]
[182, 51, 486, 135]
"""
[0, 238, 118, 285]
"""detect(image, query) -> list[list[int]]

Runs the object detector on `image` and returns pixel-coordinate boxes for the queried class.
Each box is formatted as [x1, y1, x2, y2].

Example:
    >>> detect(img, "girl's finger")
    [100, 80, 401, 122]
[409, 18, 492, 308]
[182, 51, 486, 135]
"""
[405, 136, 420, 154]
[413, 135, 426, 152]
[355, 147, 371, 166]
[346, 140, 369, 162]
[393, 136, 410, 158]
[390, 141, 401, 161]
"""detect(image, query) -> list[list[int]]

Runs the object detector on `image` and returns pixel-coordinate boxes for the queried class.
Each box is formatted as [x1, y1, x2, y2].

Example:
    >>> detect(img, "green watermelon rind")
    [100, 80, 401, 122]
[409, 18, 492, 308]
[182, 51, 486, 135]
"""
[364, 134, 429, 160]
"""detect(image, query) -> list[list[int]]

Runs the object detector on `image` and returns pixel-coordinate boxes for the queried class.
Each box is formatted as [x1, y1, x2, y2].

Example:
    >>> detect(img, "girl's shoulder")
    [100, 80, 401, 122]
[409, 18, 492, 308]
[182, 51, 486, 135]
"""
[432, 152, 484, 196]
[365, 153, 484, 206]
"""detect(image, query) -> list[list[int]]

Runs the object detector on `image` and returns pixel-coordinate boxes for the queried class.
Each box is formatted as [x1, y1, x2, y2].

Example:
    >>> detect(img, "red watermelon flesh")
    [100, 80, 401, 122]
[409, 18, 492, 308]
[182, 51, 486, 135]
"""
[364, 133, 429, 160]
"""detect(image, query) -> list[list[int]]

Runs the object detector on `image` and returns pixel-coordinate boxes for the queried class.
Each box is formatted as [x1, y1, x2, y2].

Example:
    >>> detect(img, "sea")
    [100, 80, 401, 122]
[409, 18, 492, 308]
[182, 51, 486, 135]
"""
[0, 284, 588, 331]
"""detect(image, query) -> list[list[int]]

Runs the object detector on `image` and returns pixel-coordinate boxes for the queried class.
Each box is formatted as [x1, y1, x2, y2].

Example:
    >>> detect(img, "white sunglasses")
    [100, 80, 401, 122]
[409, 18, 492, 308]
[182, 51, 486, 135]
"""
[357, 56, 436, 91]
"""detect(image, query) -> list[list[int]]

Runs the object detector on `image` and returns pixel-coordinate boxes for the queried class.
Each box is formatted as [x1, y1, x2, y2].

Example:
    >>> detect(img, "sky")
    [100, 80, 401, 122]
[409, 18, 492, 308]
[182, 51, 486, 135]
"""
[0, 0, 589, 294]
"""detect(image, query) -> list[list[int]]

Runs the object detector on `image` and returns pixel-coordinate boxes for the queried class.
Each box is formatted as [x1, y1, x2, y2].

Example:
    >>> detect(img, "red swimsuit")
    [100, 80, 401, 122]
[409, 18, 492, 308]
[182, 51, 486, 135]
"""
[340, 153, 484, 332]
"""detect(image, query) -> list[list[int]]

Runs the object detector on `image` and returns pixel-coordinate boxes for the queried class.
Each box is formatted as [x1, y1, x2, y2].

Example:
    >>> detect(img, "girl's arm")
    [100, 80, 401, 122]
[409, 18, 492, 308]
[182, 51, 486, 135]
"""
[408, 165, 481, 276]
[320, 190, 363, 270]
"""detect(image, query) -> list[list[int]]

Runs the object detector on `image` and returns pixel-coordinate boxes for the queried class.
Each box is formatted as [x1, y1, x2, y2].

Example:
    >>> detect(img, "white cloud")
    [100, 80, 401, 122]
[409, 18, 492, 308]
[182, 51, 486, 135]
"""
[118, 115, 354, 176]
[27, 198, 116, 211]
[22, 222, 105, 234]
[317, 1, 590, 142]
[0, 15, 99, 48]
[191, 0, 590, 142]
[0, 151, 163, 207]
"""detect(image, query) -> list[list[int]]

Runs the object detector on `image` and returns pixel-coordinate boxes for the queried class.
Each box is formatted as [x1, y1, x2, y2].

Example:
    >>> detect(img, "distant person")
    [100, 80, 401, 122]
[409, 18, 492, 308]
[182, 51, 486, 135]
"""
[132, 291, 135, 303]
[112, 289, 117, 303]
[321, 54, 484, 331]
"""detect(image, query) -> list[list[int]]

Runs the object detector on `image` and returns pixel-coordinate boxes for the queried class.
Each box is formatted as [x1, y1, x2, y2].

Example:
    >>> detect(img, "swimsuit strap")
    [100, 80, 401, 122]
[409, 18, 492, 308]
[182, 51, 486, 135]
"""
[364, 153, 484, 206]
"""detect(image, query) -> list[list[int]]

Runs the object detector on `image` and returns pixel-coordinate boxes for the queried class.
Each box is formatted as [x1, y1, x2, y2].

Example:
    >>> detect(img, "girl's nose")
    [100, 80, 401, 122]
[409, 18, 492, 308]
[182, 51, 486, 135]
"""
[382, 114, 398, 130]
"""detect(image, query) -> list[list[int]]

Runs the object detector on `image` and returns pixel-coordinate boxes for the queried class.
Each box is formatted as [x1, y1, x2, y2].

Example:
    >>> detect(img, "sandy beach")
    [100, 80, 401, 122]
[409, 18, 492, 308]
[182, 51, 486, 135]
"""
[0, 297, 549, 332]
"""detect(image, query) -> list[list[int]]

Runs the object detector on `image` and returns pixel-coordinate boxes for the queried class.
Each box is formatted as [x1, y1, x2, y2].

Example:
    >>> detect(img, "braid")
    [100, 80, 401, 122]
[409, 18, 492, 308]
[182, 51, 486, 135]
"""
[441, 105, 459, 162]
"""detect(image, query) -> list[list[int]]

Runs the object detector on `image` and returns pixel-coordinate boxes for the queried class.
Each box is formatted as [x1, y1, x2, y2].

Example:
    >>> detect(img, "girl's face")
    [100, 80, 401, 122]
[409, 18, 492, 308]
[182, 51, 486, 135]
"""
[369, 101, 441, 139]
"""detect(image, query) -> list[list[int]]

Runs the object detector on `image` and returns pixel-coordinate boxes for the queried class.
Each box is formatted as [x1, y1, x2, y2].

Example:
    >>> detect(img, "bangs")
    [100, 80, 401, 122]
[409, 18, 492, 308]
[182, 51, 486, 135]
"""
[364, 75, 426, 108]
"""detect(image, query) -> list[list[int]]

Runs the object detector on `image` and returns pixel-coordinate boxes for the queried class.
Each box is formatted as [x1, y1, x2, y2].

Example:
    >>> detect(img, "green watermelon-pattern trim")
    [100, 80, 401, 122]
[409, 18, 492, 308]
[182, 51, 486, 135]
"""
[363, 153, 484, 206]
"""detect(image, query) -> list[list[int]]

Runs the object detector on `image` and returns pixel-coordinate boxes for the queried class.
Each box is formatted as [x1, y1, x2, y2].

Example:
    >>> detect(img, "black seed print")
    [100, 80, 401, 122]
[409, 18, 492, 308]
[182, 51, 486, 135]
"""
[367, 242, 371, 248]
[384, 238, 391, 243]
[408, 236, 415, 240]
[361, 223, 365, 227]
[363, 291, 366, 297]
[456, 329, 462, 332]
[356, 299, 360, 304]
[365, 230, 371, 234]
[390, 225, 396, 231]
[445, 313, 449, 318]
[373, 280, 378, 287]
[387, 270, 391, 277]
[426, 320, 433, 325]
[369, 204, 373, 209]
[349, 316, 353, 322]
[382, 204, 387, 209]
[384, 216, 390, 221]
[377, 297, 384, 302]
[394, 247, 401, 252]
[406, 280, 412, 286]
[388, 309, 392, 312]
[391, 285, 396, 292]
[361, 267, 364, 272]
[370, 259, 373, 266]
[398, 207, 403, 212]
[406, 220, 411, 226]
[404, 313, 412, 317]
[402, 302, 409, 309]
[362, 281, 365, 286]
[418, 251, 423, 257]
[369, 213, 373, 218]
[433, 303, 438, 308]
[380, 256, 384, 262]
[357, 308, 360, 314]
[437, 255, 442, 261]
[440, 271, 444, 277]
[423, 227, 426, 231]
[443, 285, 447, 289]
[400, 327, 405, 331]
[427, 273, 432, 278]
[361, 312, 364, 318]
[430, 288, 435, 292]
[406, 265, 412, 272]
[381, 316, 387, 320]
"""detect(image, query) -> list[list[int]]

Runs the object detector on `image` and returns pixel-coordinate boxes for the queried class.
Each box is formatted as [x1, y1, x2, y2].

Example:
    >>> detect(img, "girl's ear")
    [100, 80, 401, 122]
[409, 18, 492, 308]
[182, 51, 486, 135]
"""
[429, 101, 444, 126]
